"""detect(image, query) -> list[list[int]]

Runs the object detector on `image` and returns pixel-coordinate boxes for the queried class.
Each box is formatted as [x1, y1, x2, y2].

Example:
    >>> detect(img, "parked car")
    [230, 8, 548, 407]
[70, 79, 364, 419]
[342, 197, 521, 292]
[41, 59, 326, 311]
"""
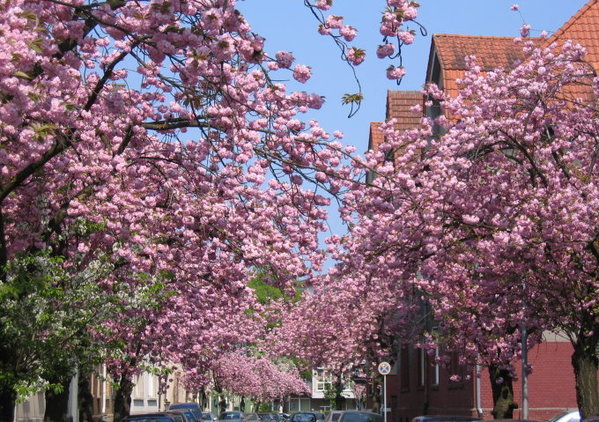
[169, 403, 202, 422]
[290, 412, 326, 422]
[270, 413, 288, 422]
[202, 412, 219, 422]
[124, 413, 178, 422]
[168, 409, 197, 422]
[326, 411, 383, 422]
[258, 414, 276, 421]
[549, 411, 580, 422]
[244, 413, 261, 422]
[220, 411, 245, 422]
[410, 417, 481, 422]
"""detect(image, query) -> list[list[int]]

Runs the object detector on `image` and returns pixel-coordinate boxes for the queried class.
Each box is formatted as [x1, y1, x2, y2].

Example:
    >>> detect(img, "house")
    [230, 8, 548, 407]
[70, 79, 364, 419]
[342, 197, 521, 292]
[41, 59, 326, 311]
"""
[369, 1, 599, 421]
[287, 369, 361, 413]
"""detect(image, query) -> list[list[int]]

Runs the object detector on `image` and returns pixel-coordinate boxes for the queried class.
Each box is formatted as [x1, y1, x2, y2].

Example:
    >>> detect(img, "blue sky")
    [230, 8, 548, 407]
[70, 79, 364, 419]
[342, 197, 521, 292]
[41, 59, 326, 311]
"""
[238, 1, 587, 150]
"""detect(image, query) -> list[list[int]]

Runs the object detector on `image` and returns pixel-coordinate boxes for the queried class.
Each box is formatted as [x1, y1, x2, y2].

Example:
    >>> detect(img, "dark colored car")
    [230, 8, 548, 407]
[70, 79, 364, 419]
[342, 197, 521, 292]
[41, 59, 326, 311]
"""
[290, 413, 326, 422]
[326, 411, 383, 422]
[203, 412, 219, 422]
[124, 413, 178, 422]
[169, 403, 202, 422]
[410, 417, 481, 422]
[220, 411, 245, 422]
[168, 409, 197, 422]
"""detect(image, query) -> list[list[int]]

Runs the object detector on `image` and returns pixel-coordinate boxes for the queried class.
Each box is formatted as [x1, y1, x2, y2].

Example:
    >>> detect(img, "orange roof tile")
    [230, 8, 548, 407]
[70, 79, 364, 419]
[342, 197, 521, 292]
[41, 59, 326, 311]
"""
[429, 34, 535, 97]
[545, 0, 599, 69]
[368, 91, 423, 155]
[541, 0, 599, 102]
[386, 90, 424, 131]
[368, 121, 384, 152]
[432, 34, 529, 71]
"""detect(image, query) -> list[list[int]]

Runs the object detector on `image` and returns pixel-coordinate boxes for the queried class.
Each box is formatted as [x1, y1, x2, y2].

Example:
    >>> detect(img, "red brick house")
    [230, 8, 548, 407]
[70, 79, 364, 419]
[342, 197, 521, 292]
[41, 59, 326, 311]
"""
[369, 1, 599, 421]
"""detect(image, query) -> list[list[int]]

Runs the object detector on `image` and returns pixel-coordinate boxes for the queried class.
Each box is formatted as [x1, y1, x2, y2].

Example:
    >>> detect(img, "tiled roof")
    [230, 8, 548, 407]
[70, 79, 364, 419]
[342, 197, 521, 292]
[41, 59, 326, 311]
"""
[428, 34, 535, 97]
[368, 121, 384, 152]
[386, 90, 424, 130]
[368, 90, 423, 153]
[432, 34, 529, 71]
[541, 0, 599, 101]
[544, 0, 599, 69]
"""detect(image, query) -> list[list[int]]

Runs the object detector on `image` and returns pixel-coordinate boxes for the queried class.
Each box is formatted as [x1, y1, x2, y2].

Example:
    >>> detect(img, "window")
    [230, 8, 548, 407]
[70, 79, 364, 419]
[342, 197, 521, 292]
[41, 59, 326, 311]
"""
[315, 369, 332, 392]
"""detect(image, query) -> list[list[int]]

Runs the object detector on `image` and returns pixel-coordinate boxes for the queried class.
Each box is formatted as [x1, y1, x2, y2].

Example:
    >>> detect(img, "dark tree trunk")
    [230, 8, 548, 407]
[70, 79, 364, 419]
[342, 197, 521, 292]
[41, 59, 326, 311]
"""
[79, 374, 95, 422]
[198, 388, 207, 410]
[0, 385, 17, 422]
[572, 335, 599, 419]
[44, 380, 71, 422]
[489, 364, 518, 419]
[113, 376, 134, 422]
[219, 393, 227, 415]
[334, 382, 346, 410]
[371, 377, 382, 414]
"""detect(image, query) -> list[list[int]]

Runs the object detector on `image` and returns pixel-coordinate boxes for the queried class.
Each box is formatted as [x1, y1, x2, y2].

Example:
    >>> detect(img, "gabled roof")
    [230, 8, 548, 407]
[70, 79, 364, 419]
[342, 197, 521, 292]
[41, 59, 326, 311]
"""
[368, 121, 384, 152]
[386, 90, 423, 130]
[544, 0, 599, 69]
[427, 1, 599, 99]
[368, 90, 423, 152]
[431, 34, 530, 71]
[426, 34, 536, 97]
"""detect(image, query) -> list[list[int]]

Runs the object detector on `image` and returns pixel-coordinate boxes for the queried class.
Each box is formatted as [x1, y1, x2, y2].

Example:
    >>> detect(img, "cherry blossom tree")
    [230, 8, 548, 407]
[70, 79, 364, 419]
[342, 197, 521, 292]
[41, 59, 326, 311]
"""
[306, 39, 599, 417]
[0, 0, 419, 419]
[212, 351, 310, 406]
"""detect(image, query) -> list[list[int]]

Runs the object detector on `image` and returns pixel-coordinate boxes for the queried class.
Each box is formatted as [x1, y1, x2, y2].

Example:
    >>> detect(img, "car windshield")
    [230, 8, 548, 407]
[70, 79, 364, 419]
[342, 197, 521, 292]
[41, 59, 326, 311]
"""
[293, 414, 316, 422]
[342, 413, 383, 422]
[203, 415, 214, 420]
[548, 413, 580, 422]
[222, 413, 243, 420]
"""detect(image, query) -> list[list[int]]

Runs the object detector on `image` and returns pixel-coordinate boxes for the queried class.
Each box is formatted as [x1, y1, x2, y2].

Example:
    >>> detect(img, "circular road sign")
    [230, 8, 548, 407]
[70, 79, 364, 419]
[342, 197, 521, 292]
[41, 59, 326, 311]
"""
[378, 361, 391, 376]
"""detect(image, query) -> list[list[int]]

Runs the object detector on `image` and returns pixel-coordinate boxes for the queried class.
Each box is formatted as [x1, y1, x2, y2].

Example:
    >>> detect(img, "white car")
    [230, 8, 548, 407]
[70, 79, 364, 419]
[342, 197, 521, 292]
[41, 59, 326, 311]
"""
[549, 410, 580, 422]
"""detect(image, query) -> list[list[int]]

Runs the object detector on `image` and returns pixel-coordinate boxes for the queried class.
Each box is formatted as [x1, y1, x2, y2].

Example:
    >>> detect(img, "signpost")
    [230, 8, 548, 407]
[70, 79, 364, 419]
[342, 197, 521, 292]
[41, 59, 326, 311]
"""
[378, 362, 391, 422]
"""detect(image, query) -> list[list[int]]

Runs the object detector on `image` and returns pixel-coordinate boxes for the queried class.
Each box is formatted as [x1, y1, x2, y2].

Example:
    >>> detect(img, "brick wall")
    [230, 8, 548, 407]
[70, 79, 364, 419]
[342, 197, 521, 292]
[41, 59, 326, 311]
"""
[389, 338, 585, 422]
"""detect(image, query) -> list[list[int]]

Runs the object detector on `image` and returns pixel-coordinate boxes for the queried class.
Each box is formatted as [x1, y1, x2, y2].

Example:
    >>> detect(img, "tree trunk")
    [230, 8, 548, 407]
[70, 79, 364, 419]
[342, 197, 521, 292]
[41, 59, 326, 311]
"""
[0, 385, 17, 422]
[79, 373, 95, 422]
[219, 393, 227, 415]
[488, 364, 518, 419]
[113, 376, 134, 422]
[371, 377, 382, 414]
[334, 382, 346, 410]
[44, 381, 71, 422]
[572, 335, 599, 419]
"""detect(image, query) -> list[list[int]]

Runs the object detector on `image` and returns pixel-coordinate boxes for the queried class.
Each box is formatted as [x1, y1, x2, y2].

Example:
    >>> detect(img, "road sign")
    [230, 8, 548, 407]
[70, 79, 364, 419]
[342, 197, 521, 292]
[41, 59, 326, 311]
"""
[378, 361, 391, 376]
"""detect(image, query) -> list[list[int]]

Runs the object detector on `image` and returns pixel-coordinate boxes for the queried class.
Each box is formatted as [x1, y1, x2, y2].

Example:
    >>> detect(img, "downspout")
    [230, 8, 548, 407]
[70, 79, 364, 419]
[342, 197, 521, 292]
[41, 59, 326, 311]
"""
[101, 364, 107, 416]
[475, 362, 483, 418]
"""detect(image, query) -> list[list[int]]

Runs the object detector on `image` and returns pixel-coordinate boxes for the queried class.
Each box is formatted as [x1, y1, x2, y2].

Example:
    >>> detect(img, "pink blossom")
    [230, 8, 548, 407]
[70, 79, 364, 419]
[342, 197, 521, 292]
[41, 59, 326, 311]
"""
[376, 43, 395, 59]
[386, 65, 406, 80]
[340, 25, 357, 42]
[347, 47, 366, 65]
[275, 50, 295, 68]
[292, 64, 312, 83]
